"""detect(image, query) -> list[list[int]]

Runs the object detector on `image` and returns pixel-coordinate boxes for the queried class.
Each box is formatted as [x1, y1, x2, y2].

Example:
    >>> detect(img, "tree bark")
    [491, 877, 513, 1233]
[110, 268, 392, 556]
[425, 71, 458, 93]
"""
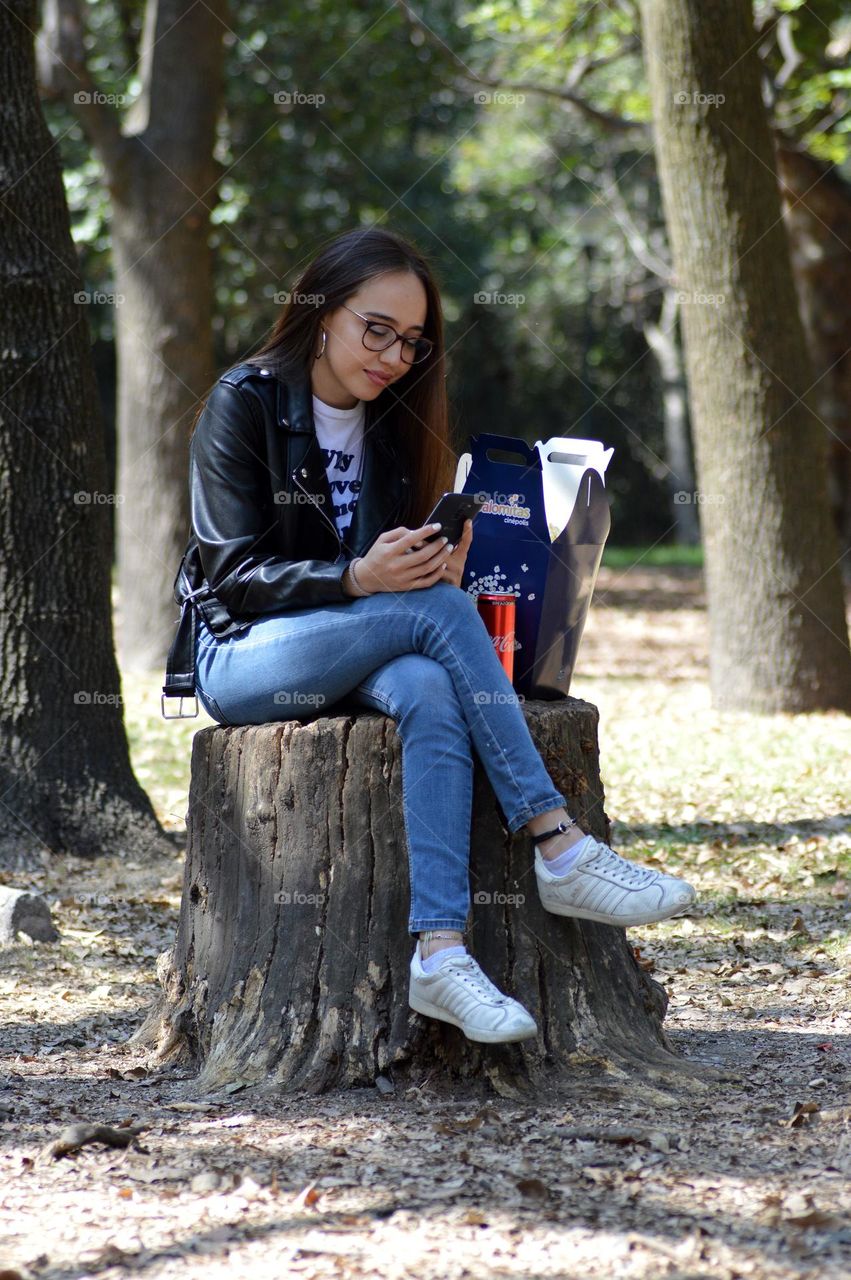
[640, 0, 851, 712]
[776, 141, 851, 560]
[137, 701, 702, 1099]
[38, 0, 227, 671]
[0, 0, 170, 864]
[643, 287, 699, 544]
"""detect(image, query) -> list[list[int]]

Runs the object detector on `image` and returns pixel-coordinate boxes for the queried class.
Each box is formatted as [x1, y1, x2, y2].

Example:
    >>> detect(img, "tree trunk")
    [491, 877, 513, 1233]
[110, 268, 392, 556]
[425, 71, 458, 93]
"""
[643, 287, 699, 544]
[640, 0, 851, 712]
[38, 0, 227, 671]
[136, 701, 703, 1099]
[776, 141, 851, 561]
[0, 0, 169, 865]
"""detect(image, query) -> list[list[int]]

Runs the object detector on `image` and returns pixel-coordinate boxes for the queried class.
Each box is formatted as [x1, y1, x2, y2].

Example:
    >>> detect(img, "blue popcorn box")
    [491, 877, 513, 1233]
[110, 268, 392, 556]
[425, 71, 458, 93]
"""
[454, 433, 613, 699]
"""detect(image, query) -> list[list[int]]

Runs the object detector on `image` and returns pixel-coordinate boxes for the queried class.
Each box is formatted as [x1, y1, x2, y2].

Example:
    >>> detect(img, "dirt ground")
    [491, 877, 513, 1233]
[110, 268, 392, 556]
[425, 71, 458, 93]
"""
[1, 561, 849, 1279]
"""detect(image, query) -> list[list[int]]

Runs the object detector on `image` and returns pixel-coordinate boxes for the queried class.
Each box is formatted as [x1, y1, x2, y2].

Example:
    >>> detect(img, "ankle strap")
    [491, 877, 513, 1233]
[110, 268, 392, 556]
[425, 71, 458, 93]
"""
[533, 818, 578, 843]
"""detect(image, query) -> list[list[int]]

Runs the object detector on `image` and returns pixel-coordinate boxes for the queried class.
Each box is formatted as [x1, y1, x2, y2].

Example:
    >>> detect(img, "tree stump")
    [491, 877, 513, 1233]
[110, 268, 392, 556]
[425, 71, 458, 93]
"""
[142, 698, 697, 1097]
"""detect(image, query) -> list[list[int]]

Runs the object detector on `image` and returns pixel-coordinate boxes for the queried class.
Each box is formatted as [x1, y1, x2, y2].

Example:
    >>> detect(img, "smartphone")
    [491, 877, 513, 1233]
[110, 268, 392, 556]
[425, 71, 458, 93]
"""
[421, 492, 487, 546]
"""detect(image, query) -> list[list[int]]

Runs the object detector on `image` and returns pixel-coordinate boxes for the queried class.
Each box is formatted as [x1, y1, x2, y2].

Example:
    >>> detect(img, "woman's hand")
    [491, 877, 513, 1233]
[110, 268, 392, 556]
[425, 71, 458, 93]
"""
[438, 518, 473, 588]
[354, 522, 454, 593]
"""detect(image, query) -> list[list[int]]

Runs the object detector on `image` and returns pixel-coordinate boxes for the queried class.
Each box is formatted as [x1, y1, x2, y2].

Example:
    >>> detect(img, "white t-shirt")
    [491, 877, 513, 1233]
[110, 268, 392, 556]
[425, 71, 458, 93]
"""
[312, 394, 365, 544]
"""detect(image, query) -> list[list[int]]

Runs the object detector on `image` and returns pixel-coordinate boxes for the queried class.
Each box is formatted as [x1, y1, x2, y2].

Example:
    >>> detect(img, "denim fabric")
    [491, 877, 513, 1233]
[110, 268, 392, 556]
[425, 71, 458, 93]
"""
[194, 582, 566, 935]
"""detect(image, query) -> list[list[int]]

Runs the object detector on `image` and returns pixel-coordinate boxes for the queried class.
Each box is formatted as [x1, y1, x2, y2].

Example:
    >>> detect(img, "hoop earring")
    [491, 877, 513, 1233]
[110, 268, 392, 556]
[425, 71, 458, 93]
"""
[315, 328, 327, 360]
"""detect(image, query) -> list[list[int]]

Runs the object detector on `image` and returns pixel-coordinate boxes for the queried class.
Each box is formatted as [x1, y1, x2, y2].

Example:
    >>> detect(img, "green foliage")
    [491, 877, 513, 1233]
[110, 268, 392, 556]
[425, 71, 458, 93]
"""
[758, 0, 851, 162]
[43, 0, 850, 543]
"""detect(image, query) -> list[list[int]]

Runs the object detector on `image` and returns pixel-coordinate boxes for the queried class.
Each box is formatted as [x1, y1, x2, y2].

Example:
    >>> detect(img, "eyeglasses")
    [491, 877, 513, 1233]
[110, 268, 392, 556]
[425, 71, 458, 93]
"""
[341, 304, 434, 365]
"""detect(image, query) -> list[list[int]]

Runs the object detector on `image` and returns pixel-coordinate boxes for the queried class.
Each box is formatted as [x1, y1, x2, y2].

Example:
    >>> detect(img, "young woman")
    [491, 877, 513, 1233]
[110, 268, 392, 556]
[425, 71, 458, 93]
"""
[176, 226, 696, 1046]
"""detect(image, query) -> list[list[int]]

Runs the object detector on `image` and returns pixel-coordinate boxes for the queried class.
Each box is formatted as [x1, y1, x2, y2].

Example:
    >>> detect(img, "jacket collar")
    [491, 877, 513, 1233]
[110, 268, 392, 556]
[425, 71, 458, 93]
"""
[282, 370, 388, 449]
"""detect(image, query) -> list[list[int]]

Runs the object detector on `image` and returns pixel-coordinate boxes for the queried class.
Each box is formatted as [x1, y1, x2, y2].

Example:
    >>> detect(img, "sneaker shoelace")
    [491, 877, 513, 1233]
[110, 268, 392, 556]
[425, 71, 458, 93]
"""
[584, 839, 658, 888]
[442, 954, 510, 1006]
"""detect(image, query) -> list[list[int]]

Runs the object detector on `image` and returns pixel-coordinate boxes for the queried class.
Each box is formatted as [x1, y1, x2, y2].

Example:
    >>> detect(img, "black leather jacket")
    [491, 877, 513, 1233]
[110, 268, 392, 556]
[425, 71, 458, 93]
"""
[163, 362, 413, 699]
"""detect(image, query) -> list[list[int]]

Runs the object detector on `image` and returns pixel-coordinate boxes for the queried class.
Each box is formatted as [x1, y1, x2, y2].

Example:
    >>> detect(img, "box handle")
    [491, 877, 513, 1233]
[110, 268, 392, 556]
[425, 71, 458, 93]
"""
[469, 433, 538, 467]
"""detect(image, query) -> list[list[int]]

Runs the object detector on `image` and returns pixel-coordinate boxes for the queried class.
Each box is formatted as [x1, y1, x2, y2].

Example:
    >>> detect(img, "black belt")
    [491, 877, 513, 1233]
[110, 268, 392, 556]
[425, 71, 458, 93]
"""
[161, 588, 205, 719]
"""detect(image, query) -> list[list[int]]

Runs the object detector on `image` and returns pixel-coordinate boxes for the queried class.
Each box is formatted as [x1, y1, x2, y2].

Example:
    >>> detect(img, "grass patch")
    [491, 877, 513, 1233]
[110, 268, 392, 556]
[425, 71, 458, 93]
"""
[601, 543, 704, 569]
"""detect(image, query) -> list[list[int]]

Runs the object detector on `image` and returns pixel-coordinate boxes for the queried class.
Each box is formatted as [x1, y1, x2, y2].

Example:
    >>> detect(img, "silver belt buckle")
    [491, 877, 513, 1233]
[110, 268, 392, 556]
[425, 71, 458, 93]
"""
[161, 693, 199, 719]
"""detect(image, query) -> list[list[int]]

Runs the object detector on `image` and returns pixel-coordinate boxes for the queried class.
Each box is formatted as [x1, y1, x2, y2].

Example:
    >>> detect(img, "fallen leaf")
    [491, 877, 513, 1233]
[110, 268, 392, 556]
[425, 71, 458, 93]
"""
[516, 1177, 549, 1200]
[789, 1100, 820, 1128]
[785, 1207, 839, 1229]
[435, 1107, 500, 1135]
[632, 945, 656, 972]
[293, 1182, 321, 1208]
[462, 1208, 489, 1225]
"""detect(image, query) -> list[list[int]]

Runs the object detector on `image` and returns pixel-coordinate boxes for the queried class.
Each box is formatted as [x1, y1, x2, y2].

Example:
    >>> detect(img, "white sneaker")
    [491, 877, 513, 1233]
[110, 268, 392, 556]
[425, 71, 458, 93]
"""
[535, 836, 696, 927]
[409, 944, 537, 1044]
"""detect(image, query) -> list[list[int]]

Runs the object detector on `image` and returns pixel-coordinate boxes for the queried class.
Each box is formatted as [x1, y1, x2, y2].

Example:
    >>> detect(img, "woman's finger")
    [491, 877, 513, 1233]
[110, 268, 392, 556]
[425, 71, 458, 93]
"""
[413, 559, 448, 587]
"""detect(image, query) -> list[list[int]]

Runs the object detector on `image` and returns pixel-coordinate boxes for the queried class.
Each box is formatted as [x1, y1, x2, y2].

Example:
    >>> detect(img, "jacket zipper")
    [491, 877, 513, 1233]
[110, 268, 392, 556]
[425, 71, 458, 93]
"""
[292, 467, 344, 558]
[291, 461, 408, 560]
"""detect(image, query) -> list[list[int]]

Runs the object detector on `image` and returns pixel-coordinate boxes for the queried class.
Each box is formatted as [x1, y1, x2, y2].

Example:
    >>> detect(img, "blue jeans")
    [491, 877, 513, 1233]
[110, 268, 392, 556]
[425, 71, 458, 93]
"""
[194, 582, 566, 936]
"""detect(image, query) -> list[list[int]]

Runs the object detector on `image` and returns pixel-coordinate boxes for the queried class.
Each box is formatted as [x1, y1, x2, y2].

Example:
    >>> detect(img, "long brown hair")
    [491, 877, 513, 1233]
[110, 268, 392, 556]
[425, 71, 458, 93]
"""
[200, 227, 457, 528]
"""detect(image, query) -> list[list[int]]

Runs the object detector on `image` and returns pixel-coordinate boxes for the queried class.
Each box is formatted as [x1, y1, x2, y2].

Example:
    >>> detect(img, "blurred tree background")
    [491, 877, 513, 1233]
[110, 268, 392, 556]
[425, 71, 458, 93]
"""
[41, 0, 851, 559]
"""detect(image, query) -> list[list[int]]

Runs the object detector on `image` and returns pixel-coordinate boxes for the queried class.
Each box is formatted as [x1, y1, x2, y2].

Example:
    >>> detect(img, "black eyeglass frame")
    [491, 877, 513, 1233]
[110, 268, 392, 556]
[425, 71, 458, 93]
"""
[340, 303, 434, 365]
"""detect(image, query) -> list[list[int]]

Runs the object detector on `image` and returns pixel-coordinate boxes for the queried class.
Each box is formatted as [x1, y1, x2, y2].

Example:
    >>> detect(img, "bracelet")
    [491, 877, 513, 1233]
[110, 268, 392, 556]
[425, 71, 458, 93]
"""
[347, 557, 372, 597]
[533, 818, 577, 843]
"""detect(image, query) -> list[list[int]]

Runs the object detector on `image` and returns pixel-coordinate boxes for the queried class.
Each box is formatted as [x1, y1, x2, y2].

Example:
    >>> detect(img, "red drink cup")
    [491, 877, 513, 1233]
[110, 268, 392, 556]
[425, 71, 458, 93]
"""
[476, 593, 517, 684]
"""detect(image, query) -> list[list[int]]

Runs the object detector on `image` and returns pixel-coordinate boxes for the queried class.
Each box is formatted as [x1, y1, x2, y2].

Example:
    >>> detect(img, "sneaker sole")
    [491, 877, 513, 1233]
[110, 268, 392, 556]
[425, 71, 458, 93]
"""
[408, 988, 537, 1044]
[537, 890, 696, 928]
